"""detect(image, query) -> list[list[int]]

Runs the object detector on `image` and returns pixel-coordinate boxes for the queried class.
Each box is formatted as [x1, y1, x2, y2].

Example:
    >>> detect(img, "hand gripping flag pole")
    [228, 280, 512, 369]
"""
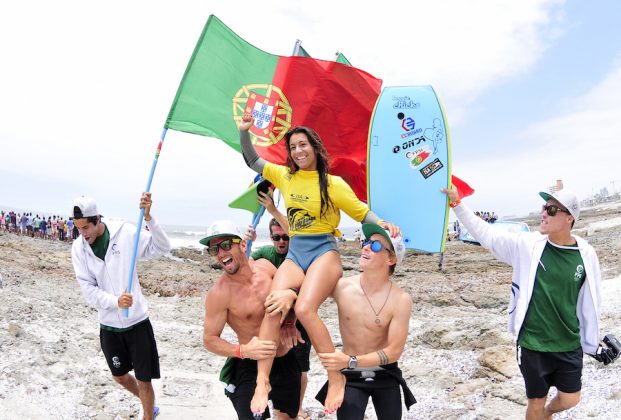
[123, 128, 167, 318]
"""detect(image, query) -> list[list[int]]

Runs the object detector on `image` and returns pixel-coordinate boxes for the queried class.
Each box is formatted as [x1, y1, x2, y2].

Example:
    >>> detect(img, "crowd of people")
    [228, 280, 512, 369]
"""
[474, 210, 498, 223]
[0, 211, 78, 241]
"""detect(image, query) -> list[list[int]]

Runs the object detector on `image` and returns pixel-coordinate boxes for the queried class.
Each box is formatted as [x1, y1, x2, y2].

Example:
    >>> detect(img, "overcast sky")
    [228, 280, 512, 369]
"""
[1, 0, 620, 229]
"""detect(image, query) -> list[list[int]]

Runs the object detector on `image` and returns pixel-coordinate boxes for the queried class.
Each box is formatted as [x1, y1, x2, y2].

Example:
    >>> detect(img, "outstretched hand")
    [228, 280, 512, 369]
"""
[440, 186, 460, 204]
[239, 114, 254, 132]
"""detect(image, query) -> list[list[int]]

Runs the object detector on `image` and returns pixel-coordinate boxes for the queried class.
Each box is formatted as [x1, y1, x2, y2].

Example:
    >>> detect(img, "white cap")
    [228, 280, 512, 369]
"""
[539, 190, 580, 220]
[72, 196, 99, 218]
[361, 223, 406, 265]
[200, 220, 243, 246]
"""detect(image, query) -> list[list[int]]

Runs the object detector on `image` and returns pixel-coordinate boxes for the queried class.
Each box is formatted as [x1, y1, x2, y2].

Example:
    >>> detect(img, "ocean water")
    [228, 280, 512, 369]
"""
[162, 224, 359, 250]
[162, 224, 271, 250]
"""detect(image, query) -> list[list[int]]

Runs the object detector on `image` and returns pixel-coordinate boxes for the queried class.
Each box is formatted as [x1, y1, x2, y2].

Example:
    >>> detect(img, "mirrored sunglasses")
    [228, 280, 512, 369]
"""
[271, 234, 290, 241]
[361, 239, 390, 253]
[543, 204, 570, 217]
[207, 238, 241, 256]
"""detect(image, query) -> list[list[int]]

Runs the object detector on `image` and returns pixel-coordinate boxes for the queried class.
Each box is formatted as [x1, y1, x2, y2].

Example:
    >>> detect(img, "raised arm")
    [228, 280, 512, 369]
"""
[239, 114, 266, 173]
[257, 191, 289, 234]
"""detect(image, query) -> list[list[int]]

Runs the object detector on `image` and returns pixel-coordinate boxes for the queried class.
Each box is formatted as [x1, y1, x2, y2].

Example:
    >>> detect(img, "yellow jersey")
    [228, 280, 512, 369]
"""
[263, 162, 369, 237]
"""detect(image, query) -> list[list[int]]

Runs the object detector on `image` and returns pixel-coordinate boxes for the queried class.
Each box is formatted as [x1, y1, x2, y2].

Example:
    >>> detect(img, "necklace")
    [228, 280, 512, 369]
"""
[359, 277, 393, 324]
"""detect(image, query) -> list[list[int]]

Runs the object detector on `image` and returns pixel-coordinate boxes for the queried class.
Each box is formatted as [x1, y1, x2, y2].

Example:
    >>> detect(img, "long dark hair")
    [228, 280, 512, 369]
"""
[285, 126, 335, 217]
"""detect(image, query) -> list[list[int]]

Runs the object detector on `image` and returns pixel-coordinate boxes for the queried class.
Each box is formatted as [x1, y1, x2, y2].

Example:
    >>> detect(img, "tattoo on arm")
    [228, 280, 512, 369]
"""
[377, 349, 389, 365]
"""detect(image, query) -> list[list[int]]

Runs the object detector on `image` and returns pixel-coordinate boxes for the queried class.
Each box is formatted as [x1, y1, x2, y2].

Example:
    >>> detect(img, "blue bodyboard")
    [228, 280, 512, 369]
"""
[367, 86, 451, 253]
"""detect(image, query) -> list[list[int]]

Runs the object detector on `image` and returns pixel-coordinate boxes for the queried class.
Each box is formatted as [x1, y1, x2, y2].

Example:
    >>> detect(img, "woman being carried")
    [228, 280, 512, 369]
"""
[239, 115, 400, 416]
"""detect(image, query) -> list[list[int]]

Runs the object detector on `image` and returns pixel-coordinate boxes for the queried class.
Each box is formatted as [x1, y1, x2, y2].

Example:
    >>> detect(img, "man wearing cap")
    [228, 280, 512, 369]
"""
[71, 192, 170, 420]
[316, 223, 416, 419]
[442, 186, 614, 419]
[201, 219, 301, 420]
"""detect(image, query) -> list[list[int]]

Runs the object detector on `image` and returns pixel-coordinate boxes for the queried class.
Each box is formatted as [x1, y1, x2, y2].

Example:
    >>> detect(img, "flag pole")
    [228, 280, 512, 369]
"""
[292, 39, 302, 56]
[123, 128, 168, 318]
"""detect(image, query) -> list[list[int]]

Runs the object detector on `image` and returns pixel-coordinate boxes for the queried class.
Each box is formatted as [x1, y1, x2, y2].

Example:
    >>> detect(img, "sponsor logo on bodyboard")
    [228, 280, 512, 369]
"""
[420, 158, 443, 179]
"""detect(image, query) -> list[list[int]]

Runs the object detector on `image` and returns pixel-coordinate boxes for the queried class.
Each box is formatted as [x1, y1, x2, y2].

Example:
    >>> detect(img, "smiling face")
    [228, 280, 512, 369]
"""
[539, 199, 574, 236]
[359, 233, 395, 272]
[208, 236, 245, 275]
[287, 132, 317, 170]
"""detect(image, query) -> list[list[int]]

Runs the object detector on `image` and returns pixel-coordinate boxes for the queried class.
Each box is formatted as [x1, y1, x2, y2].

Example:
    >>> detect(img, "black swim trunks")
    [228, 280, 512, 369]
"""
[316, 362, 416, 420]
[227, 351, 301, 419]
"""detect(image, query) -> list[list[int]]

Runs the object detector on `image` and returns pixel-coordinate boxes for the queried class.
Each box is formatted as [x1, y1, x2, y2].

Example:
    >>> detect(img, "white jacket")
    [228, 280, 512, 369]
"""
[454, 203, 602, 354]
[71, 218, 171, 329]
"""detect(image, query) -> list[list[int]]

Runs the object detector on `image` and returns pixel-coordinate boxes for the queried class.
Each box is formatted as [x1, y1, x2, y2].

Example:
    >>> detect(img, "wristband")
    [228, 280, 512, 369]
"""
[235, 344, 243, 359]
[449, 200, 461, 208]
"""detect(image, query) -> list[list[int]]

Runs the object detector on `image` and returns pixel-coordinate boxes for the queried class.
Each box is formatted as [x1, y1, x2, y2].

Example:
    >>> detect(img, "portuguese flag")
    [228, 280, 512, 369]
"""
[165, 15, 382, 201]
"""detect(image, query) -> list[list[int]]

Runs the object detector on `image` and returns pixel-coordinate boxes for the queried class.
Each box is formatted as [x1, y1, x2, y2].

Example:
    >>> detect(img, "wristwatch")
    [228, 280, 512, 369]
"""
[348, 355, 358, 369]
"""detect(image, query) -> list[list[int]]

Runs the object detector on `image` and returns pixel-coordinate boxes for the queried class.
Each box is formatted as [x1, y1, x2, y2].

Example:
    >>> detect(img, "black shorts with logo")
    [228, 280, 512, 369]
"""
[100, 318, 160, 382]
[517, 345, 583, 399]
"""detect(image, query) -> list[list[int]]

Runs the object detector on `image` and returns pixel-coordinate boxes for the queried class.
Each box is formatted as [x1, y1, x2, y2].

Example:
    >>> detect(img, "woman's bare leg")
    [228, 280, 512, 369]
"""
[294, 251, 344, 413]
[251, 260, 305, 415]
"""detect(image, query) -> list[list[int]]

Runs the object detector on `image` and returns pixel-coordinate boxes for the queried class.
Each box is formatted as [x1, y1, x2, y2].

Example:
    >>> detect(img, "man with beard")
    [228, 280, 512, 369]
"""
[202, 220, 301, 419]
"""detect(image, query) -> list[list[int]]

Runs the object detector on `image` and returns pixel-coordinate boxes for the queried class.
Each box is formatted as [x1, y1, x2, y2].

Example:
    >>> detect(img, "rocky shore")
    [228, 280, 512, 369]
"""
[1, 202, 620, 419]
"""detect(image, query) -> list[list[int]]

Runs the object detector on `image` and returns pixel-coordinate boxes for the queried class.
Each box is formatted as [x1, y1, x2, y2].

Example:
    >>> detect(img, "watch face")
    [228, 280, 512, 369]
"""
[348, 356, 357, 369]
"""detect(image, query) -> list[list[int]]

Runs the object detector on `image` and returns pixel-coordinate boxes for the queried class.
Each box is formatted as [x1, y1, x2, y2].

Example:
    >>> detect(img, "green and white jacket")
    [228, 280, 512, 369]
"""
[454, 203, 602, 354]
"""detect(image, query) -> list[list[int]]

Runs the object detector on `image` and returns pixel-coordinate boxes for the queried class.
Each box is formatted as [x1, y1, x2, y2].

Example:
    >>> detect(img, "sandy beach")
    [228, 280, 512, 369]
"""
[1, 202, 621, 419]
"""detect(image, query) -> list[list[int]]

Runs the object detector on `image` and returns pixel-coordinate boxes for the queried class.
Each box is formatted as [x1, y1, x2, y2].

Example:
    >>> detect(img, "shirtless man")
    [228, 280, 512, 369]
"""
[201, 220, 301, 419]
[317, 223, 416, 419]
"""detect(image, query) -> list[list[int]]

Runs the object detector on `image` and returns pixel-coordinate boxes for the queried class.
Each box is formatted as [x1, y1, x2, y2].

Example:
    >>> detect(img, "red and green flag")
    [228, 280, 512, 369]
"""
[165, 15, 382, 201]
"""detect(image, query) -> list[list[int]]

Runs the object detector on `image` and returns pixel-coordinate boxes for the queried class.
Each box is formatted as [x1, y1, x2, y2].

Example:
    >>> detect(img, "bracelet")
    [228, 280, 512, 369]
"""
[449, 200, 461, 208]
[376, 219, 385, 225]
[235, 344, 243, 359]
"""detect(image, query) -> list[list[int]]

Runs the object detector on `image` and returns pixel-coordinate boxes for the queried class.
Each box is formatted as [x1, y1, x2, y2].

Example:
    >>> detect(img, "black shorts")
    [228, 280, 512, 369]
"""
[228, 351, 301, 419]
[317, 367, 403, 420]
[99, 318, 160, 382]
[517, 345, 583, 399]
[292, 320, 311, 372]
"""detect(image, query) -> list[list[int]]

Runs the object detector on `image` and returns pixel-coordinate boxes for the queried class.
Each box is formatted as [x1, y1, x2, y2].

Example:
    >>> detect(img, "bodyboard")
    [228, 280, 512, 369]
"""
[367, 86, 451, 253]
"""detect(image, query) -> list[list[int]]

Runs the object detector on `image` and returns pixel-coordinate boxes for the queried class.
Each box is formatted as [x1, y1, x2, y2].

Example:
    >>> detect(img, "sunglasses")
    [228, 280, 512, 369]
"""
[361, 239, 392, 254]
[207, 238, 241, 256]
[543, 204, 570, 217]
[271, 234, 290, 241]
